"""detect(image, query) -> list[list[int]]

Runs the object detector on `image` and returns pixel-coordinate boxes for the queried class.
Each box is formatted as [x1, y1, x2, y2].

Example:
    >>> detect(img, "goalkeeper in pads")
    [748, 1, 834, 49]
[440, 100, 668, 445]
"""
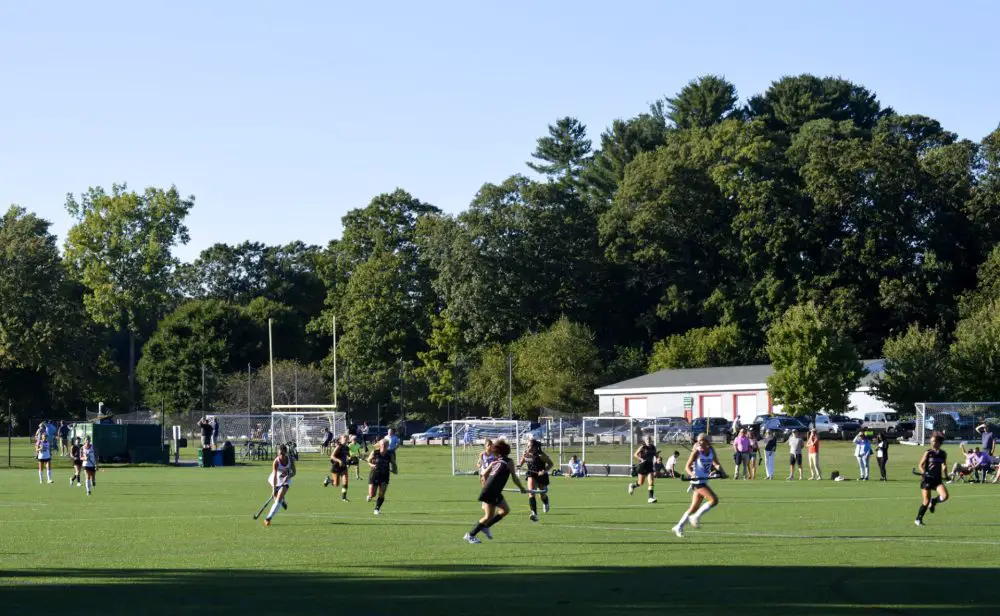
[465, 439, 526, 544]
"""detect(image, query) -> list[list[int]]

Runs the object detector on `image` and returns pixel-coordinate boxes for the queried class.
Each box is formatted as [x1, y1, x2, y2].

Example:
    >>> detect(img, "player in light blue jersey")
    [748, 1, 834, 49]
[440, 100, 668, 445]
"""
[672, 432, 723, 537]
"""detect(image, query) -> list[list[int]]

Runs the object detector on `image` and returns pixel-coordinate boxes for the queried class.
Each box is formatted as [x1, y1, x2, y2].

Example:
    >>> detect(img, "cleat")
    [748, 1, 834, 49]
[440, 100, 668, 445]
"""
[323, 477, 330, 487]
[648, 497, 657, 504]
[264, 519, 271, 527]
[690, 516, 701, 529]
[914, 519, 924, 527]
[280, 500, 287, 511]
[529, 512, 538, 522]
[373, 508, 380, 516]
[672, 524, 684, 537]
[482, 527, 493, 540]
[464, 533, 481, 544]
[47, 480, 53, 484]
[929, 501, 937, 514]
[543, 502, 550, 514]
[366, 495, 372, 503]
[628, 483, 635, 495]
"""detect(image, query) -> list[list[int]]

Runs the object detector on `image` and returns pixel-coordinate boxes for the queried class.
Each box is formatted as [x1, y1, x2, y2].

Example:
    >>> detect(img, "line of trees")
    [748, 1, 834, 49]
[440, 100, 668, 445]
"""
[2, 74, 1000, 430]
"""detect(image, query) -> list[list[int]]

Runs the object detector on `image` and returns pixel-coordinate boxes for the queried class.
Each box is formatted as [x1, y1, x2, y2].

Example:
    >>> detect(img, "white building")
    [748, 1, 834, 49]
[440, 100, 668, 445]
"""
[594, 359, 890, 424]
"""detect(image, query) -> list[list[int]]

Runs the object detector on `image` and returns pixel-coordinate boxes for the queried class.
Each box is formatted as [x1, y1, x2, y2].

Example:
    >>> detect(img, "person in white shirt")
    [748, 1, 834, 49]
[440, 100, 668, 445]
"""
[385, 429, 401, 474]
[36, 433, 54, 484]
[853, 432, 873, 480]
[787, 431, 804, 480]
[567, 455, 586, 478]
[664, 451, 679, 478]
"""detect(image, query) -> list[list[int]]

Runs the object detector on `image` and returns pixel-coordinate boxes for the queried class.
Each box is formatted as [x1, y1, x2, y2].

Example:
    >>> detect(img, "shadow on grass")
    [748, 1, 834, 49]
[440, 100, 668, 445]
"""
[1, 565, 996, 615]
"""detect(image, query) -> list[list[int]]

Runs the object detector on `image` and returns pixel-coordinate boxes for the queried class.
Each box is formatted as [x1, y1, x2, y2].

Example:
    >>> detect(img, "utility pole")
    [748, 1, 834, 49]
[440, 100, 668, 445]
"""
[399, 358, 405, 424]
[201, 363, 206, 415]
[247, 363, 252, 413]
[507, 353, 513, 419]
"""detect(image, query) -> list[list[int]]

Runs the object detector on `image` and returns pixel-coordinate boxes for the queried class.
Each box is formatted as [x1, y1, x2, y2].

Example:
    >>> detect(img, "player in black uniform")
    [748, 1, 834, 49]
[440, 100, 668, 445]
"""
[628, 436, 658, 503]
[915, 433, 949, 527]
[465, 439, 526, 544]
[323, 434, 351, 501]
[69, 437, 83, 487]
[518, 439, 553, 521]
[367, 439, 392, 515]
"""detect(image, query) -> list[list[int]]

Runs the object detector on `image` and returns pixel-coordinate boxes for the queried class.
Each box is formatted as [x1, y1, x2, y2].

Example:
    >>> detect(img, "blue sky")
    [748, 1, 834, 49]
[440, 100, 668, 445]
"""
[2, 1, 998, 262]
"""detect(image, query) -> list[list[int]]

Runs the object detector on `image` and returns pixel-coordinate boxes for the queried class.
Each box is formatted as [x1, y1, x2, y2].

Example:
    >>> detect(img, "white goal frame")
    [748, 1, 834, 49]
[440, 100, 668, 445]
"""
[450, 419, 530, 476]
[270, 410, 347, 453]
[915, 401, 1000, 445]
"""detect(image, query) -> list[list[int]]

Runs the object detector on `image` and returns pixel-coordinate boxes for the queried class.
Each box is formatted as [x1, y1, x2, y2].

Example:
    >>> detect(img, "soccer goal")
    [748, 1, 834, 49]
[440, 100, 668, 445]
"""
[271, 410, 347, 453]
[915, 402, 1000, 445]
[580, 416, 638, 477]
[451, 419, 531, 476]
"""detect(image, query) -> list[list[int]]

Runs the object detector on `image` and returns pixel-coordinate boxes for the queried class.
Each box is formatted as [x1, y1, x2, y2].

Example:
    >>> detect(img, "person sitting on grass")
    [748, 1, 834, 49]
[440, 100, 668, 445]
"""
[567, 455, 587, 478]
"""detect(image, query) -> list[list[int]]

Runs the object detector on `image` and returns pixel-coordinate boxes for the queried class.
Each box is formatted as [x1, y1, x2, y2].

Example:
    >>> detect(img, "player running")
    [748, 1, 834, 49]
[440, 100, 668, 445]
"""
[81, 436, 98, 496]
[519, 439, 553, 521]
[347, 435, 363, 479]
[628, 436, 658, 503]
[264, 444, 296, 527]
[914, 433, 949, 527]
[69, 437, 83, 487]
[36, 433, 53, 484]
[464, 439, 527, 544]
[367, 439, 392, 515]
[323, 434, 351, 501]
[672, 433, 724, 537]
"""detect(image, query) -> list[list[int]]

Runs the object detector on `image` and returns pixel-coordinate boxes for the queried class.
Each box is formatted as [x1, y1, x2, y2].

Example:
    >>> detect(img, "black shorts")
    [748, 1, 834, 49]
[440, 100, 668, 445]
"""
[348, 456, 359, 466]
[369, 470, 390, 486]
[921, 477, 942, 490]
[478, 488, 505, 506]
[789, 453, 802, 466]
[330, 460, 346, 475]
[527, 471, 550, 487]
[637, 463, 654, 476]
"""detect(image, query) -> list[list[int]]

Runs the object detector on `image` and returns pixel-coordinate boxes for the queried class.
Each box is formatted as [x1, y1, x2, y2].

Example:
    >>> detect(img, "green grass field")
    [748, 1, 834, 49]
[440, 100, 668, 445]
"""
[2, 438, 998, 615]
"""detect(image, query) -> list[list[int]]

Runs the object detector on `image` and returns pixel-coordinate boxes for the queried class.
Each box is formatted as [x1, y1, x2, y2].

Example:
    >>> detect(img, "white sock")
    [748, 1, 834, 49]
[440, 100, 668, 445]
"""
[677, 511, 690, 527]
[86, 479, 92, 493]
[39, 470, 43, 482]
[266, 499, 282, 520]
[693, 502, 713, 519]
[47, 469, 53, 481]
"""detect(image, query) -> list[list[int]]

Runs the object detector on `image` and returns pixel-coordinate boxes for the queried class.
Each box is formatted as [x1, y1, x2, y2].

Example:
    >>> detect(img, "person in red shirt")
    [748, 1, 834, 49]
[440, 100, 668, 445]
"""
[806, 429, 822, 480]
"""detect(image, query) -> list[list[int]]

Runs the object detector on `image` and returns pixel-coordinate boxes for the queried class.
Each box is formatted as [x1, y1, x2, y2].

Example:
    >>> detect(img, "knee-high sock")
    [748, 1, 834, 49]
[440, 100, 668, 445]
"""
[47, 468, 52, 481]
[916, 504, 928, 520]
[648, 486, 654, 498]
[692, 501, 713, 519]
[485, 514, 505, 528]
[540, 494, 549, 505]
[375, 496, 384, 510]
[528, 496, 537, 514]
[86, 478, 92, 493]
[677, 511, 691, 527]
[39, 469, 43, 482]
[266, 498, 282, 520]
[469, 522, 485, 536]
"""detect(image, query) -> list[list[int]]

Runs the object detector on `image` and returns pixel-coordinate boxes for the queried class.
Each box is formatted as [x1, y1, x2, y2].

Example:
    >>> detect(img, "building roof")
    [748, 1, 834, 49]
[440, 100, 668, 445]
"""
[595, 359, 884, 394]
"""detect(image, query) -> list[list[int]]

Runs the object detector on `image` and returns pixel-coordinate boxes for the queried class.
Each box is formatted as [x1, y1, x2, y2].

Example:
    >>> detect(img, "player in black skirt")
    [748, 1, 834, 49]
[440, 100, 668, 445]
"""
[915, 433, 949, 526]
[323, 434, 351, 501]
[519, 439, 553, 521]
[367, 439, 392, 515]
[628, 436, 658, 503]
[465, 439, 526, 544]
[68, 437, 83, 487]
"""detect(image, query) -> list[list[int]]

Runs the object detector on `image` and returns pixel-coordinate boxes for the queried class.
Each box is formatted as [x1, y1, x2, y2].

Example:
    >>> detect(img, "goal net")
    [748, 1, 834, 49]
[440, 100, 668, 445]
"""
[451, 419, 530, 476]
[581, 416, 637, 477]
[206, 414, 274, 444]
[915, 402, 1000, 445]
[270, 410, 347, 453]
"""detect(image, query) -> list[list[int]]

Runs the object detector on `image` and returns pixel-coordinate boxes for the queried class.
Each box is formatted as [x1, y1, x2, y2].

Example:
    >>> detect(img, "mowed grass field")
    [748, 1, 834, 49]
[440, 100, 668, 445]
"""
[2, 438, 998, 615]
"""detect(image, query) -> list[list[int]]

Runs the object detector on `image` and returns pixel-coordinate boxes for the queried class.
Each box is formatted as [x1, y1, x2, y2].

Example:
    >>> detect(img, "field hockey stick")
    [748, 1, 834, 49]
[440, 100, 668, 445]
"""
[253, 494, 274, 519]
[504, 487, 548, 494]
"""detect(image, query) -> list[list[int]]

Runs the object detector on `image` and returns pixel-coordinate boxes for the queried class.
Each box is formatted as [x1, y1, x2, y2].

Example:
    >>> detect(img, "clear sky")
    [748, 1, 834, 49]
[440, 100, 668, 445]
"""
[2, 1, 998, 262]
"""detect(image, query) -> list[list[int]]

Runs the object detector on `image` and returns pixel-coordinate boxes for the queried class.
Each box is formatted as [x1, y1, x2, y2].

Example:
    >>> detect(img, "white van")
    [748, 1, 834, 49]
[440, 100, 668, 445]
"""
[859, 412, 899, 434]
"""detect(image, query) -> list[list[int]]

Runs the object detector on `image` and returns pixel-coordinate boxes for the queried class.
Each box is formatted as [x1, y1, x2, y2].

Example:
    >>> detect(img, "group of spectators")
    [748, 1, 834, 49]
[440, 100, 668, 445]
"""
[949, 425, 998, 483]
[197, 416, 221, 449]
[34, 420, 71, 456]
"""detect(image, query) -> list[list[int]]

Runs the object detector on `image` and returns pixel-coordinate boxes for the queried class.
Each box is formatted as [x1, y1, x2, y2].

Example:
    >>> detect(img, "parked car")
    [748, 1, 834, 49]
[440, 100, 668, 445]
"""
[409, 423, 452, 444]
[392, 419, 428, 439]
[759, 416, 810, 442]
[858, 412, 900, 435]
[814, 414, 862, 439]
[691, 417, 732, 442]
[925, 411, 974, 434]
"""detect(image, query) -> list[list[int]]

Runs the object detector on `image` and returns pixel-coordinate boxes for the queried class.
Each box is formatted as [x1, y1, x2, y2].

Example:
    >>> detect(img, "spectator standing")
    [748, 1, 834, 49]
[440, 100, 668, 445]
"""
[385, 428, 401, 474]
[977, 423, 995, 457]
[748, 431, 759, 480]
[731, 429, 750, 479]
[763, 430, 777, 480]
[806, 429, 822, 480]
[46, 420, 58, 450]
[211, 416, 220, 448]
[198, 417, 213, 450]
[787, 430, 804, 480]
[853, 432, 872, 480]
[874, 433, 890, 481]
[58, 421, 70, 456]
[360, 422, 370, 452]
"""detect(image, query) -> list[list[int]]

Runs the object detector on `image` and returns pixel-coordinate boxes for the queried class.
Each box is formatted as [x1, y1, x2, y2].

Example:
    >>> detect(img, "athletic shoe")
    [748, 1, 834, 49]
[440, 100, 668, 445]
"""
[647, 497, 657, 504]
[482, 527, 493, 540]
[463, 533, 481, 544]
[341, 496, 349, 502]
[86, 491, 91, 497]
[786, 475, 793, 480]
[264, 519, 271, 527]
[280, 500, 287, 511]
[322, 477, 330, 487]
[543, 502, 550, 514]
[47, 480, 53, 484]
[672, 524, 684, 537]
[914, 519, 924, 527]
[929, 500, 937, 514]
[374, 508, 380, 516]
[366, 495, 372, 503]
[628, 483, 635, 495]
[690, 516, 701, 529]
[529, 512, 538, 522]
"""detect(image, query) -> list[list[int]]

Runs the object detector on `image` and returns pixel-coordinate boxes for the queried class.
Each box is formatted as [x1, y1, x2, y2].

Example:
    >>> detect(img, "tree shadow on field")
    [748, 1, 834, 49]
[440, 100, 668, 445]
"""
[1, 565, 997, 616]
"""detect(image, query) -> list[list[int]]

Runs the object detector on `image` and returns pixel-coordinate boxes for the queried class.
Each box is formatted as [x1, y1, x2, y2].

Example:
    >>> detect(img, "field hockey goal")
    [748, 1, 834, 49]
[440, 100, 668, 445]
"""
[915, 402, 1000, 445]
[451, 419, 531, 476]
[270, 410, 347, 453]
